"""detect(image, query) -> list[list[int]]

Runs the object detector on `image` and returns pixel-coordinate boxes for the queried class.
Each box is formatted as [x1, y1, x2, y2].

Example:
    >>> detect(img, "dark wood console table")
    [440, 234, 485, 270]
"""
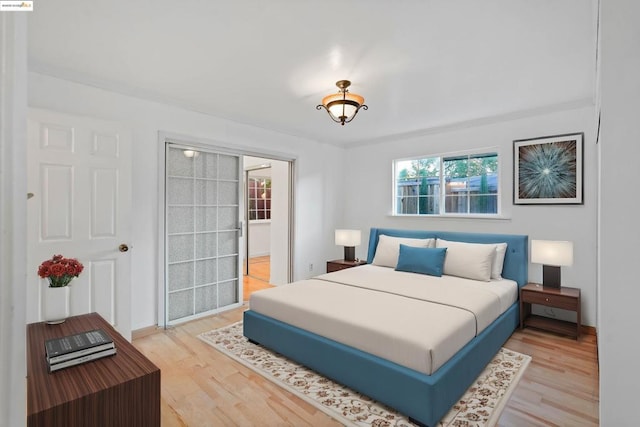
[27, 312, 160, 427]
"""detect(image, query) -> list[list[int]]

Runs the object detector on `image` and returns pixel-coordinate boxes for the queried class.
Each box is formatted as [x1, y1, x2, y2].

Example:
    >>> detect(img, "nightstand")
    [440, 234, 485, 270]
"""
[520, 283, 581, 339]
[326, 259, 367, 273]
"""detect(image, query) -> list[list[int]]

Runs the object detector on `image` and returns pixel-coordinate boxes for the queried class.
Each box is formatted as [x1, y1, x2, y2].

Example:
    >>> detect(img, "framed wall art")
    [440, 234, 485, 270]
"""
[513, 132, 584, 205]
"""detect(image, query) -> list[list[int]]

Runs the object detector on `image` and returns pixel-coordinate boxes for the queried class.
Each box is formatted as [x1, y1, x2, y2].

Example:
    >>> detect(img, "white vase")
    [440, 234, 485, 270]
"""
[43, 286, 70, 324]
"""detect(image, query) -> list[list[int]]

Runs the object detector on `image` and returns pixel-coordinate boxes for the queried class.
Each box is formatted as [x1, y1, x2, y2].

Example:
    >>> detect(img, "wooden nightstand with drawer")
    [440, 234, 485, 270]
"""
[520, 283, 581, 339]
[326, 259, 367, 273]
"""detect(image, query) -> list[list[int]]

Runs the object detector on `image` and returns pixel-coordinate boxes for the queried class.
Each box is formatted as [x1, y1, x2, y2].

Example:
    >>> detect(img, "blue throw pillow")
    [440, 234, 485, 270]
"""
[395, 245, 447, 277]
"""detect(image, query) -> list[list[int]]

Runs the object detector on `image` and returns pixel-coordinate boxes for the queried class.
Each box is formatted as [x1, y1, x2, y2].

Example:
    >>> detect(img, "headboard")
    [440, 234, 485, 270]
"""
[366, 228, 528, 287]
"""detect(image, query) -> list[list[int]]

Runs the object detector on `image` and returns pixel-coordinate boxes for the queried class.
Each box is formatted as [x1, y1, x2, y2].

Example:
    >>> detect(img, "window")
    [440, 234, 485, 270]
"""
[394, 151, 499, 215]
[247, 177, 271, 220]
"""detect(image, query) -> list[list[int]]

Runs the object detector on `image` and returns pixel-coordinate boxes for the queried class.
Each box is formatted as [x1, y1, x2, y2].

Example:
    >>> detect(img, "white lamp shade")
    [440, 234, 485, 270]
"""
[328, 103, 357, 119]
[531, 240, 573, 266]
[335, 229, 361, 247]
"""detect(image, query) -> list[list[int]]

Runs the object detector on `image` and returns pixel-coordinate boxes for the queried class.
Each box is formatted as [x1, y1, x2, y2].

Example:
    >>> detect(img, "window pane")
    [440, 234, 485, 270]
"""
[395, 158, 439, 215]
[471, 153, 498, 172]
[248, 176, 271, 221]
[445, 177, 468, 195]
[397, 195, 419, 214]
[469, 173, 497, 195]
[445, 194, 468, 213]
[394, 152, 498, 216]
[470, 195, 498, 213]
[470, 154, 498, 193]
[443, 157, 468, 178]
[418, 196, 439, 214]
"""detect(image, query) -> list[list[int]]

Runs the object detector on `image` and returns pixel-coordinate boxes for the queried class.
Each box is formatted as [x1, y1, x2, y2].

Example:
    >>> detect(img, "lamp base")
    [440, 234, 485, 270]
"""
[344, 246, 356, 262]
[542, 265, 561, 289]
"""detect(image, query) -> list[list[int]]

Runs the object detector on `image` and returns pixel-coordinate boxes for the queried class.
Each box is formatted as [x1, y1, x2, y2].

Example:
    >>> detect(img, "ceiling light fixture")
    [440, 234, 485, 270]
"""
[316, 80, 368, 125]
[183, 150, 200, 158]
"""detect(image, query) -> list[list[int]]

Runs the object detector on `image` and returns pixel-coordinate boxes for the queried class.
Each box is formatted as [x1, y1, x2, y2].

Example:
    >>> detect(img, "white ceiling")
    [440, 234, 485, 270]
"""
[28, 1, 596, 146]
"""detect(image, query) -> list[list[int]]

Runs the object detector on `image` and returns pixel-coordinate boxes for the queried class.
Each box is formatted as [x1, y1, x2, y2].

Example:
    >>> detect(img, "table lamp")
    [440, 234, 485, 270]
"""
[531, 240, 573, 289]
[335, 229, 361, 262]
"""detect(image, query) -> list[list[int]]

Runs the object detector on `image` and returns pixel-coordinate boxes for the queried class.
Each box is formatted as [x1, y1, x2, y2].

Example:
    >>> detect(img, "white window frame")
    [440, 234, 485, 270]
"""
[392, 148, 501, 217]
[247, 176, 271, 222]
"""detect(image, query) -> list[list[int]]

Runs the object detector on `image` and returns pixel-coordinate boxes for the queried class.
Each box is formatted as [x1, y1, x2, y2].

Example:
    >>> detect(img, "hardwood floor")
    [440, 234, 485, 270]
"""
[243, 256, 273, 302]
[499, 329, 599, 426]
[134, 305, 341, 427]
[133, 306, 599, 427]
[246, 255, 271, 282]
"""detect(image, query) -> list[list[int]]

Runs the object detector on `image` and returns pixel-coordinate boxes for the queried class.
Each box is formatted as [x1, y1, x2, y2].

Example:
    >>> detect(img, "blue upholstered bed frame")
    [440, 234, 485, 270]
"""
[244, 228, 528, 426]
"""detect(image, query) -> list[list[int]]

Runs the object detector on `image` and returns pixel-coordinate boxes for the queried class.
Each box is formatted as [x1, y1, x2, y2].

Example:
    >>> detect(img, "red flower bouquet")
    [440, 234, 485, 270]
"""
[38, 254, 84, 287]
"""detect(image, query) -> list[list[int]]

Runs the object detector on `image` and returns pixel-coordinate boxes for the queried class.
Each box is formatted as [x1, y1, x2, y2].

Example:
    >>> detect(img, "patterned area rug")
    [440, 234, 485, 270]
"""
[199, 322, 531, 427]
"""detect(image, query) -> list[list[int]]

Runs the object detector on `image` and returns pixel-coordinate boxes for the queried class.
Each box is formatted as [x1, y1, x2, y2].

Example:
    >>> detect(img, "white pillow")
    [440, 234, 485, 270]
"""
[372, 235, 435, 268]
[491, 243, 508, 279]
[435, 239, 497, 282]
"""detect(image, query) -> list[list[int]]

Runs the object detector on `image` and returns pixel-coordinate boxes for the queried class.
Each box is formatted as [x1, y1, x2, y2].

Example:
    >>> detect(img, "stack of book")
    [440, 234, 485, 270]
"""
[45, 329, 116, 372]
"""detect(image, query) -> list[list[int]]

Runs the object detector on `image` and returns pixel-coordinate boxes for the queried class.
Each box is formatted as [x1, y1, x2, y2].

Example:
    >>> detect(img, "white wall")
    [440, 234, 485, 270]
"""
[598, 0, 639, 423]
[28, 72, 345, 330]
[0, 13, 28, 427]
[343, 105, 598, 326]
[248, 222, 271, 258]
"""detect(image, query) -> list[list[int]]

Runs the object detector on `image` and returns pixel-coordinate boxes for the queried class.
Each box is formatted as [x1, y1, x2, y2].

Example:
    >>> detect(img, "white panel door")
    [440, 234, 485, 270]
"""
[26, 109, 132, 339]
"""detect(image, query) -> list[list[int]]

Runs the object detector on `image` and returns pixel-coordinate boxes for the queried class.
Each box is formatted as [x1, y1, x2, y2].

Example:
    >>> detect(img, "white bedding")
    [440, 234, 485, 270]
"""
[249, 264, 517, 375]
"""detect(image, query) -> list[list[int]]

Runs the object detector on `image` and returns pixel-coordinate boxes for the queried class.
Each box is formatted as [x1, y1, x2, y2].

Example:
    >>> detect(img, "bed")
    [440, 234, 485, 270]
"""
[243, 228, 528, 426]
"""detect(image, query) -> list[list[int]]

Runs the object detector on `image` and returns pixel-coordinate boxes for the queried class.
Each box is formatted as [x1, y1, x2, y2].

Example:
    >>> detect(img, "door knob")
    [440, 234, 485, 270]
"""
[119, 244, 129, 252]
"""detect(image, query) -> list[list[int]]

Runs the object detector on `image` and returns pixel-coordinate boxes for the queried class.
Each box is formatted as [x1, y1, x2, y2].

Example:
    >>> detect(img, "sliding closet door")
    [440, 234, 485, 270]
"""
[165, 145, 242, 325]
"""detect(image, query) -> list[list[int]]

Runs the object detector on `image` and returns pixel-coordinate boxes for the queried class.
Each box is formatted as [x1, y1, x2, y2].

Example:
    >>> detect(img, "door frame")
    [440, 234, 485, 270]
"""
[157, 132, 295, 328]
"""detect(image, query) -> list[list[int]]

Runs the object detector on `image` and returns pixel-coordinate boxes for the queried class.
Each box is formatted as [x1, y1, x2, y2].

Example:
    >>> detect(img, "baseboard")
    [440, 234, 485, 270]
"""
[131, 324, 161, 340]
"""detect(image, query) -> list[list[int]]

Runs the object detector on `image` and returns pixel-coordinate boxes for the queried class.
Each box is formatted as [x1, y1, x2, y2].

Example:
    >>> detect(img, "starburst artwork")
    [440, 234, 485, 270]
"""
[514, 133, 583, 204]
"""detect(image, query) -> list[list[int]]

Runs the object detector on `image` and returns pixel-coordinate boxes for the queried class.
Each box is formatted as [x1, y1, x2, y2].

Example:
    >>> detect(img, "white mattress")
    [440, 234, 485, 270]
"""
[249, 265, 518, 375]
[316, 265, 518, 330]
[486, 277, 519, 313]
